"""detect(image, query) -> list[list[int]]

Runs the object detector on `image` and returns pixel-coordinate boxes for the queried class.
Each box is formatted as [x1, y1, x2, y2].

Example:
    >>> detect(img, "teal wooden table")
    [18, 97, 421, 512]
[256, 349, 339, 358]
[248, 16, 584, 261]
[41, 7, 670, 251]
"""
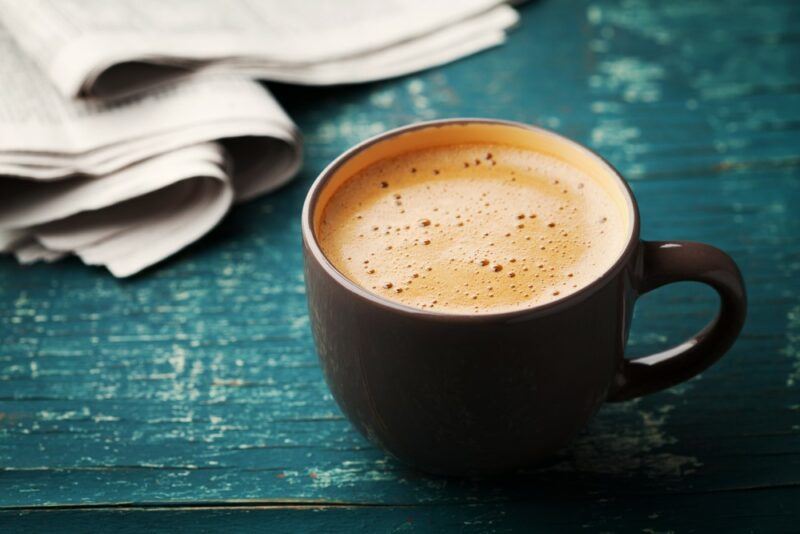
[2, 0, 799, 531]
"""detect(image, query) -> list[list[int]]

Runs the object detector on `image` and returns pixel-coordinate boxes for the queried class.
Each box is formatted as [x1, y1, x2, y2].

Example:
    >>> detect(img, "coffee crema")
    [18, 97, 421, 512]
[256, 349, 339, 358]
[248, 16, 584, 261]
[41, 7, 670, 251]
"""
[317, 143, 627, 314]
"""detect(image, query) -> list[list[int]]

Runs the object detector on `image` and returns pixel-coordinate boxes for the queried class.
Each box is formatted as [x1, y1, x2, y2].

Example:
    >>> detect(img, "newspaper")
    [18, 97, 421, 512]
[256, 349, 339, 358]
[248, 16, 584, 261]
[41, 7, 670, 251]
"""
[0, 1, 518, 277]
[0, 0, 518, 98]
[0, 26, 300, 276]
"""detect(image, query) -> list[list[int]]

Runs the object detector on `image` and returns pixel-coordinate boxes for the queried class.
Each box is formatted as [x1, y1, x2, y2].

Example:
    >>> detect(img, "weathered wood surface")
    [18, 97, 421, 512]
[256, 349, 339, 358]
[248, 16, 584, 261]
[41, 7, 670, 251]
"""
[1, 0, 799, 531]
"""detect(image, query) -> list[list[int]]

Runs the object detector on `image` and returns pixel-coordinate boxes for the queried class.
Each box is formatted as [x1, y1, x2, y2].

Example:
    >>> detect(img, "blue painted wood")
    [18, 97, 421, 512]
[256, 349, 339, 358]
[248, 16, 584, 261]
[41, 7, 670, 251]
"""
[1, 0, 799, 530]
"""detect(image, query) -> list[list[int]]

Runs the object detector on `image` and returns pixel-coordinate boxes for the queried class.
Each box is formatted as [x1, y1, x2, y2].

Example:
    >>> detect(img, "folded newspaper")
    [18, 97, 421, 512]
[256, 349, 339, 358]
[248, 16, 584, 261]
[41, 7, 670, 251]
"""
[0, 27, 301, 277]
[0, 0, 518, 98]
[0, 0, 519, 276]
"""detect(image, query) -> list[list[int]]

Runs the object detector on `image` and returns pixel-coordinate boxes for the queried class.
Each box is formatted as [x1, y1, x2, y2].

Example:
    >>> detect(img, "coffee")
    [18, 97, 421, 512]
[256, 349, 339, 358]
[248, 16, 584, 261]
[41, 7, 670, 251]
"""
[318, 143, 627, 314]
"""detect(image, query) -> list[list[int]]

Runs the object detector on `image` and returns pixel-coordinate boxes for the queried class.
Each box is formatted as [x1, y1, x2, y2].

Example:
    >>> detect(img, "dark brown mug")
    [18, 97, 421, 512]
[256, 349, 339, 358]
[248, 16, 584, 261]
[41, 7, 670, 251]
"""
[301, 119, 746, 475]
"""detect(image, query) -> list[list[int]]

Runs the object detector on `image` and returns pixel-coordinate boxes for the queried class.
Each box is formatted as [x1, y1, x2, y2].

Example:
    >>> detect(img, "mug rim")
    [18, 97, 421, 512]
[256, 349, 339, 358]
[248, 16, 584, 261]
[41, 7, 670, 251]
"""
[301, 118, 641, 322]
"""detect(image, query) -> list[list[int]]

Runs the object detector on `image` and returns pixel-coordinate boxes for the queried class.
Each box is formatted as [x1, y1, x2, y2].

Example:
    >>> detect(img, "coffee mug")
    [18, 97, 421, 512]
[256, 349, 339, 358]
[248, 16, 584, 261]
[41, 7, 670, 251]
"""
[301, 119, 746, 475]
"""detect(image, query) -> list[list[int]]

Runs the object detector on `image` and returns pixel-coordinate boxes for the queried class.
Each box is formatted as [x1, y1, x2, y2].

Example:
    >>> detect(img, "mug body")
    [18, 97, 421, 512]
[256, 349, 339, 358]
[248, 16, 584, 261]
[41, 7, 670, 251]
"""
[302, 119, 640, 475]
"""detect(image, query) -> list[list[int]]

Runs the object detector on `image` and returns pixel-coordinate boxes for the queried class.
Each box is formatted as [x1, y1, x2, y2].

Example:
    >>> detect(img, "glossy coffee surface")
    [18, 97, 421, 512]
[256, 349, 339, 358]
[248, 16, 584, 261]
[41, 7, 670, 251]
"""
[318, 144, 627, 314]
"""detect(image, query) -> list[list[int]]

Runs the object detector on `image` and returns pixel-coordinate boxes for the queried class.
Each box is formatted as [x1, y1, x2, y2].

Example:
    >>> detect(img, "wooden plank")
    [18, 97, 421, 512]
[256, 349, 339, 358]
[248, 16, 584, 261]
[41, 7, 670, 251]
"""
[1, 0, 799, 529]
[1, 485, 799, 533]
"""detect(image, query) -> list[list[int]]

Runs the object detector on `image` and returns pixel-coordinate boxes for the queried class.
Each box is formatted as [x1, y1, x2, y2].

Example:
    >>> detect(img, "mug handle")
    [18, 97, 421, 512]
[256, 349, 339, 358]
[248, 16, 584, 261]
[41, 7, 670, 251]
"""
[607, 241, 747, 402]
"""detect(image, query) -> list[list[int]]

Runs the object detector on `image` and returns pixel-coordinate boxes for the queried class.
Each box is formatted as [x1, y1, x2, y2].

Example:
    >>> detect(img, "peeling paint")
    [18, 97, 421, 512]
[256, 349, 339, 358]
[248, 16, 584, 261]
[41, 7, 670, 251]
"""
[306, 460, 396, 490]
[369, 89, 396, 109]
[592, 58, 664, 103]
[548, 403, 701, 477]
[313, 119, 387, 146]
[783, 305, 800, 387]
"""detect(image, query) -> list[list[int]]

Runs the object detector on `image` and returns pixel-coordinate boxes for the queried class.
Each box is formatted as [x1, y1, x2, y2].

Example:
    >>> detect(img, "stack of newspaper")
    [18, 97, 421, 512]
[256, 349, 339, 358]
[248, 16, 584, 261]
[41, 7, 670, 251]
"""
[0, 0, 518, 277]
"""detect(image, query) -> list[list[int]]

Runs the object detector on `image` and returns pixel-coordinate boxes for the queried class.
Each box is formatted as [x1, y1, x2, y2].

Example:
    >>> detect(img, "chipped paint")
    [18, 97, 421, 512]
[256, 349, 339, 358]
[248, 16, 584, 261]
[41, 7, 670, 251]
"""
[369, 89, 397, 109]
[306, 460, 396, 490]
[783, 305, 800, 387]
[546, 402, 701, 477]
[313, 119, 387, 146]
[405, 78, 437, 119]
[592, 58, 664, 103]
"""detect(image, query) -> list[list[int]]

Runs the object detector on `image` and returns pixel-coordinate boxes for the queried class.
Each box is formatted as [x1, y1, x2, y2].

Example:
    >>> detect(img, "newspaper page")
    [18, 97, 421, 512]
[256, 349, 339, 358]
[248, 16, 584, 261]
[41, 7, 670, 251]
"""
[0, 0, 518, 97]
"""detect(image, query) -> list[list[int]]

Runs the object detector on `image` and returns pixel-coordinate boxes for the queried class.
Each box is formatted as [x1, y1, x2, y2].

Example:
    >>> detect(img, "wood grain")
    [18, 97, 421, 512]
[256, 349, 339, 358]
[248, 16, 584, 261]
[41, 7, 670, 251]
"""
[1, 0, 799, 530]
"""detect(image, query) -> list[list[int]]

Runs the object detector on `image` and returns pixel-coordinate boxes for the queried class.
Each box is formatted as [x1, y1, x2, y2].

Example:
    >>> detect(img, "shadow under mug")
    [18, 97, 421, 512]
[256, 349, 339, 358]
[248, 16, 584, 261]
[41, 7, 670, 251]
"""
[301, 119, 747, 476]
